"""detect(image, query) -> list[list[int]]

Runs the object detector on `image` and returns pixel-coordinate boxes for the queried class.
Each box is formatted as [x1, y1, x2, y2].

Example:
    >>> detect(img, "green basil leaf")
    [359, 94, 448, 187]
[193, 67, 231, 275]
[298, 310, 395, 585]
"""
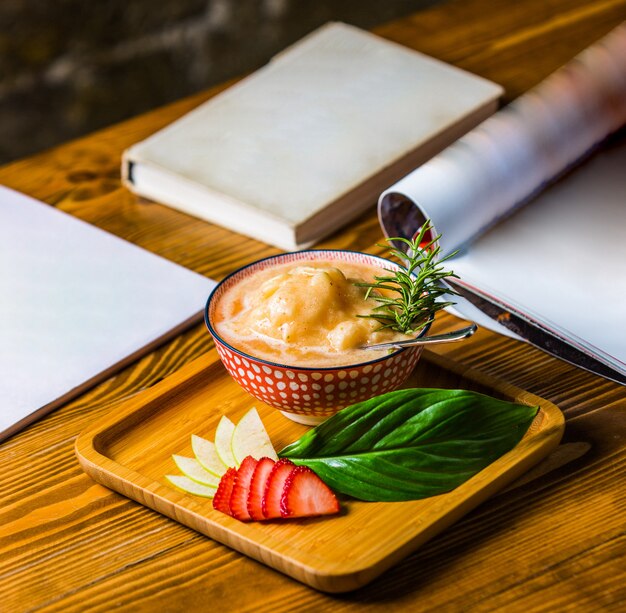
[279, 389, 538, 501]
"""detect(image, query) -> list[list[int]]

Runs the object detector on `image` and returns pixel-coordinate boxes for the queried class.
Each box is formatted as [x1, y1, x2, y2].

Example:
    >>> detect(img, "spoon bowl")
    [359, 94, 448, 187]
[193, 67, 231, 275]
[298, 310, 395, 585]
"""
[361, 324, 477, 351]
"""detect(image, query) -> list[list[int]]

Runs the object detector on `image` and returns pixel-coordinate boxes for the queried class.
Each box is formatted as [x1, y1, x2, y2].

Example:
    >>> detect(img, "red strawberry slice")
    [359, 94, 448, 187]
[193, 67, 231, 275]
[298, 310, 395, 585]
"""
[280, 465, 340, 519]
[262, 458, 296, 519]
[229, 456, 258, 521]
[213, 467, 237, 516]
[247, 457, 276, 520]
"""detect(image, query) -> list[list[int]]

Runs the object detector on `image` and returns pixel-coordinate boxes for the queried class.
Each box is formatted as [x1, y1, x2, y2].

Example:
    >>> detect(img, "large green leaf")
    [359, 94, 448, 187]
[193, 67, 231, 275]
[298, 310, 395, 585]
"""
[279, 389, 538, 501]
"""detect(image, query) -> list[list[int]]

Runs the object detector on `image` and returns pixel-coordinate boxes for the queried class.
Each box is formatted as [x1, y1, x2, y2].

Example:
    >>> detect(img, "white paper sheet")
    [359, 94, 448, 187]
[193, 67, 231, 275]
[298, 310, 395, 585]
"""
[451, 137, 626, 369]
[0, 187, 216, 441]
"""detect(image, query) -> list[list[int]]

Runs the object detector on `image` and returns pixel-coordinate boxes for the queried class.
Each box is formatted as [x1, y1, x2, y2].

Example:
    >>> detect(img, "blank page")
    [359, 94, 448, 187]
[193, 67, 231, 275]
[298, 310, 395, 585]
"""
[0, 187, 215, 440]
[451, 136, 626, 369]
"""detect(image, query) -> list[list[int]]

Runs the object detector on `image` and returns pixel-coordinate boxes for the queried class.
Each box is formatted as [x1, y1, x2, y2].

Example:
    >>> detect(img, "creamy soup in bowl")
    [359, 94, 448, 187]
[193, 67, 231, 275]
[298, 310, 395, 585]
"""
[205, 250, 430, 425]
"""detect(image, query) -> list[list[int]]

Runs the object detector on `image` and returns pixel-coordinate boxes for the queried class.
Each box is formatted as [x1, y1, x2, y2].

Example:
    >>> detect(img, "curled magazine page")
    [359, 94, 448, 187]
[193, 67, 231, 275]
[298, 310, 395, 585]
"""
[378, 23, 626, 256]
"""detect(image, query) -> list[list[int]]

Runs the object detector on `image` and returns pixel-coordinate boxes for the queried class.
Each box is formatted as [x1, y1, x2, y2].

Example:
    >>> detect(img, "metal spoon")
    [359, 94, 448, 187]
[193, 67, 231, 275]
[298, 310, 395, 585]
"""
[361, 323, 477, 351]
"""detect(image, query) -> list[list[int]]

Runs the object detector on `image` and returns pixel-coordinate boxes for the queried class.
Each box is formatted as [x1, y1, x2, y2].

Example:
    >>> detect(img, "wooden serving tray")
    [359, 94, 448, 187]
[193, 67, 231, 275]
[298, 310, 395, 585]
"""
[75, 349, 564, 593]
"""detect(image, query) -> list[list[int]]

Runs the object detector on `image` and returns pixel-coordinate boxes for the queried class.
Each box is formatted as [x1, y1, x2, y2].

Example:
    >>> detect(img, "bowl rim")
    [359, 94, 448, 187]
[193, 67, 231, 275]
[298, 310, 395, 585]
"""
[204, 249, 432, 372]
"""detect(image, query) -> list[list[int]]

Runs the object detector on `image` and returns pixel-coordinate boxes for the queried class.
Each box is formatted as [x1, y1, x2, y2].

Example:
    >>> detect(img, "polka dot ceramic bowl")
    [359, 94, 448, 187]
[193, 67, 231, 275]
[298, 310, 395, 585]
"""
[204, 250, 429, 425]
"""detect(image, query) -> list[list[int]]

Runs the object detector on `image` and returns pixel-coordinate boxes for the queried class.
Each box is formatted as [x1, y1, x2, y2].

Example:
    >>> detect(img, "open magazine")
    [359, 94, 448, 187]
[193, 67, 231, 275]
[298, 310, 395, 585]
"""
[378, 24, 626, 385]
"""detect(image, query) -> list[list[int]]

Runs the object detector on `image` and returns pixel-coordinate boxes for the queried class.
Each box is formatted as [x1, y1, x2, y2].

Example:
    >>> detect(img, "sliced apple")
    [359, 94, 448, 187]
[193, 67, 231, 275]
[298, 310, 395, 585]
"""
[165, 474, 217, 497]
[231, 407, 278, 466]
[214, 415, 237, 468]
[172, 455, 221, 487]
[191, 434, 227, 477]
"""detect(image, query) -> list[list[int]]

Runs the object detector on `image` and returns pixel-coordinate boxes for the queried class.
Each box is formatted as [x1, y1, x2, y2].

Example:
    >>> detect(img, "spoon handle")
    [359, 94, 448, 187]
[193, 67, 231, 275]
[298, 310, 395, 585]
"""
[362, 323, 478, 351]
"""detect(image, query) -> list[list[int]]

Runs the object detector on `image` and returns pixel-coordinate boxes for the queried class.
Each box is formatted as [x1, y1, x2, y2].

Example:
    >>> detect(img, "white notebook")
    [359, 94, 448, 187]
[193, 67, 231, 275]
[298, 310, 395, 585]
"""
[0, 187, 216, 441]
[123, 22, 503, 250]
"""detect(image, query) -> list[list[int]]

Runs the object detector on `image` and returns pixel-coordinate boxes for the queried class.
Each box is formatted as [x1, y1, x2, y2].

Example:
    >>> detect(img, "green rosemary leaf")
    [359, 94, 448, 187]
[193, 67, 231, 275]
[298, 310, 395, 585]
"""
[358, 222, 458, 335]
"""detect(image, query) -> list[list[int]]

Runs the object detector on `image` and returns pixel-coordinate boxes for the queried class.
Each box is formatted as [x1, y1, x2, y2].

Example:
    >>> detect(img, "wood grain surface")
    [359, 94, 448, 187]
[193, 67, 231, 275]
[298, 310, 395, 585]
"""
[1, 0, 625, 611]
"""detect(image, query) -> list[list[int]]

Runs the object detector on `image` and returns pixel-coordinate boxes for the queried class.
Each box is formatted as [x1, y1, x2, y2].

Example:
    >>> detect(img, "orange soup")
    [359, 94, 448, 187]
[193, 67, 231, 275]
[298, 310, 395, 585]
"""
[214, 259, 408, 367]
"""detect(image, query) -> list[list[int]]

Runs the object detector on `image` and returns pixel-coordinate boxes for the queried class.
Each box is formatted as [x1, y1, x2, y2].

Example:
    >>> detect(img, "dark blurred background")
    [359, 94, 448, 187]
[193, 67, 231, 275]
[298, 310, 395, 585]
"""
[0, 0, 443, 165]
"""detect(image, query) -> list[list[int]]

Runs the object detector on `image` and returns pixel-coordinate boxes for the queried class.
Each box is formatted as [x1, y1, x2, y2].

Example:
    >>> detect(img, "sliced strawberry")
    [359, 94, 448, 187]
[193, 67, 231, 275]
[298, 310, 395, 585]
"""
[247, 457, 276, 520]
[213, 467, 237, 516]
[229, 456, 258, 521]
[262, 458, 296, 519]
[280, 465, 340, 519]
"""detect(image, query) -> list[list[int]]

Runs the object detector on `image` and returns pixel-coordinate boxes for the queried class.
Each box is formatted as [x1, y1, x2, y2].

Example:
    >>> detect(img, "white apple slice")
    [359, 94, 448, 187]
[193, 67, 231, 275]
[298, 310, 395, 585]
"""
[214, 415, 237, 467]
[231, 407, 278, 466]
[172, 455, 221, 486]
[165, 474, 217, 498]
[191, 434, 227, 477]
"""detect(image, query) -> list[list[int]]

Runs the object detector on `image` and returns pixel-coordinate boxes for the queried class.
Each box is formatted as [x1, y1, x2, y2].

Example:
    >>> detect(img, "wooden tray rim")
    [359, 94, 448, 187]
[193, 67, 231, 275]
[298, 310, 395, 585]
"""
[75, 349, 565, 592]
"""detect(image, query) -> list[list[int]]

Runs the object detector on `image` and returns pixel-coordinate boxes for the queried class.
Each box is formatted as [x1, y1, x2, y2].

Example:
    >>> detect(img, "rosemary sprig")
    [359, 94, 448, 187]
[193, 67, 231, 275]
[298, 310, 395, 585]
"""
[356, 223, 459, 335]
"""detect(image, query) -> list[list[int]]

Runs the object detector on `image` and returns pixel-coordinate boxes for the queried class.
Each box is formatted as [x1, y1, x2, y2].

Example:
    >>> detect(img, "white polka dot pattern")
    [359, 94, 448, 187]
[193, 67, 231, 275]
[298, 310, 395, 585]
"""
[206, 250, 428, 419]
[214, 341, 423, 419]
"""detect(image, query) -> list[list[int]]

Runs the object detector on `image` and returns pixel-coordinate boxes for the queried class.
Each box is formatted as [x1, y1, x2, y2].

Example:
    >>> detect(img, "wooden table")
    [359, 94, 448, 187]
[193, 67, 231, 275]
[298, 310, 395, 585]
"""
[2, 0, 625, 610]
